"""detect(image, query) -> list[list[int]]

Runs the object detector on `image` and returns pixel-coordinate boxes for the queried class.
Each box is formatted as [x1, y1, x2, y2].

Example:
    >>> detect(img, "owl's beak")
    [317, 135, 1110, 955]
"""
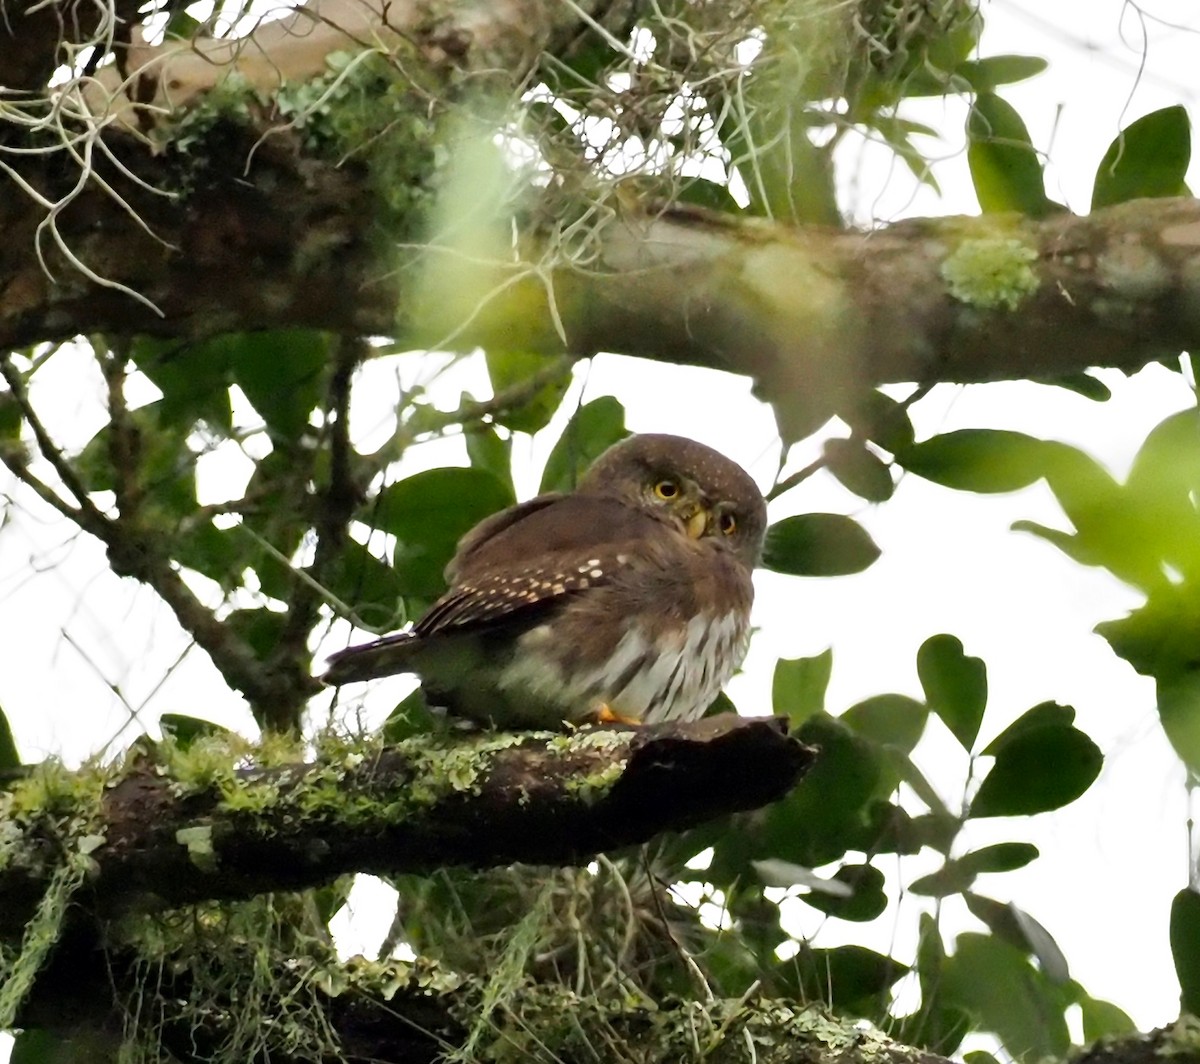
[685, 508, 709, 539]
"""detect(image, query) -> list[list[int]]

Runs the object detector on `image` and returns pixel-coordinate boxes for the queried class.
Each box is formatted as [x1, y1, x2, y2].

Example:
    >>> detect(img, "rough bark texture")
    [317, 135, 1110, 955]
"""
[0, 714, 813, 938]
[2, 0, 1198, 436]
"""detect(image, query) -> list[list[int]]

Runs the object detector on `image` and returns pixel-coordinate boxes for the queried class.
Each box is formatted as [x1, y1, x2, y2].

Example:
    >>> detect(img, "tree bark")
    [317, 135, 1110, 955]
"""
[3, 0, 1199, 435]
[0, 714, 813, 939]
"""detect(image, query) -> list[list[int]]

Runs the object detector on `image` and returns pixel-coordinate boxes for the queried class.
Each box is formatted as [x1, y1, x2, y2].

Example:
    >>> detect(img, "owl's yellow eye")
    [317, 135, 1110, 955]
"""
[654, 480, 680, 500]
[719, 513, 737, 536]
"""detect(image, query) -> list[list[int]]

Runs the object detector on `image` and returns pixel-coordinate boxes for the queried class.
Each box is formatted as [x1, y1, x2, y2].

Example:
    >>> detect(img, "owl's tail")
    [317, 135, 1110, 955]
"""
[321, 631, 419, 685]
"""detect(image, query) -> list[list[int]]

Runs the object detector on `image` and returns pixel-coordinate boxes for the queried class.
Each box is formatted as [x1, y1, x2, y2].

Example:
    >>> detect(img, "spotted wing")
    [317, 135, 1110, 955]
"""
[414, 494, 661, 639]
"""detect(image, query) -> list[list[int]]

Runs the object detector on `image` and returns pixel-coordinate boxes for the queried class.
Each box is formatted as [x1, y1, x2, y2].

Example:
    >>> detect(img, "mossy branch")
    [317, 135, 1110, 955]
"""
[0, 715, 814, 939]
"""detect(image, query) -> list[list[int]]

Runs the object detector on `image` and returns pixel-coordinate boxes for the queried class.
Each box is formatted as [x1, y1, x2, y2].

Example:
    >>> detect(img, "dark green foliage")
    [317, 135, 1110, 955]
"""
[967, 94, 1059, 217]
[539, 397, 627, 493]
[1091, 105, 1191, 210]
[1171, 887, 1200, 1015]
[762, 513, 880, 575]
[918, 635, 986, 751]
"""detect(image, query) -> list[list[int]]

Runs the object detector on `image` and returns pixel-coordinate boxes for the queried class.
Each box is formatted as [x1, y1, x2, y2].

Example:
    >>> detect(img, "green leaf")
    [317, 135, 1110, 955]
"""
[771, 649, 832, 726]
[762, 514, 881, 576]
[323, 540, 408, 633]
[956, 55, 1048, 92]
[777, 944, 908, 1011]
[227, 329, 329, 439]
[132, 334, 232, 430]
[912, 845, 1039, 900]
[1034, 372, 1111, 401]
[464, 424, 514, 496]
[224, 608, 289, 662]
[370, 467, 515, 599]
[841, 390, 915, 454]
[383, 688, 438, 742]
[982, 701, 1075, 755]
[841, 694, 927, 753]
[799, 864, 888, 922]
[1079, 996, 1137, 1040]
[918, 634, 987, 751]
[958, 842, 1039, 875]
[1092, 105, 1191, 210]
[10, 1029, 81, 1064]
[1171, 886, 1200, 1015]
[823, 437, 894, 501]
[159, 713, 232, 750]
[970, 725, 1102, 817]
[676, 176, 744, 212]
[484, 350, 573, 434]
[967, 94, 1056, 217]
[0, 705, 19, 771]
[539, 397, 627, 494]
[941, 932, 1071, 1057]
[897, 429, 1050, 493]
[1157, 673, 1200, 774]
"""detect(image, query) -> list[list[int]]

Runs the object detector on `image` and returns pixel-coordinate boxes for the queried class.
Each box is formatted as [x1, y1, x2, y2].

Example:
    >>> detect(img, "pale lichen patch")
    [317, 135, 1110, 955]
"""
[941, 237, 1040, 310]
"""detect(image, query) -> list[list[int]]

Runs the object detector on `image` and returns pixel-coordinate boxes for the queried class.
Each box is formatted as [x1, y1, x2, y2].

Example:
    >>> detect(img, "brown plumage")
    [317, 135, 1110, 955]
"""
[322, 434, 767, 728]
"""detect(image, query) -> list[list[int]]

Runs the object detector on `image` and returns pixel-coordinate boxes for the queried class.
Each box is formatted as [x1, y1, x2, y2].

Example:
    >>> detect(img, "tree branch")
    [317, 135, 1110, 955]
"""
[0, 714, 814, 938]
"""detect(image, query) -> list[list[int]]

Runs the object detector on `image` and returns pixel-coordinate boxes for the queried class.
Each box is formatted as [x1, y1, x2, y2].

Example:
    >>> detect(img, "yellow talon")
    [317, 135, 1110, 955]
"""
[596, 703, 642, 726]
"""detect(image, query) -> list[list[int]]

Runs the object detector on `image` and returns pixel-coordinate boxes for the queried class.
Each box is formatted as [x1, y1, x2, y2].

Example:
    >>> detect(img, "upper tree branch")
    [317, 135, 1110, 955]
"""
[0, 714, 814, 939]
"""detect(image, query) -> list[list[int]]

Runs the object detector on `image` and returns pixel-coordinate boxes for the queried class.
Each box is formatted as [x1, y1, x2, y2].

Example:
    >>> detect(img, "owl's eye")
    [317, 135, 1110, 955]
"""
[654, 480, 680, 500]
[719, 513, 737, 536]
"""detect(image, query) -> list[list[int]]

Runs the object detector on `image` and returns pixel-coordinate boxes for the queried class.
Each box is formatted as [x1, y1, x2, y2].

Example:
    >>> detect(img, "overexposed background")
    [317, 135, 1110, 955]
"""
[1, 0, 1198, 1051]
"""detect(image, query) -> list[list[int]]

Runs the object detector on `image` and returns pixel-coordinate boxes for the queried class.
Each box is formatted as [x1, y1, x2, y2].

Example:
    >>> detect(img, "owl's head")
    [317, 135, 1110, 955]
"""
[579, 433, 768, 566]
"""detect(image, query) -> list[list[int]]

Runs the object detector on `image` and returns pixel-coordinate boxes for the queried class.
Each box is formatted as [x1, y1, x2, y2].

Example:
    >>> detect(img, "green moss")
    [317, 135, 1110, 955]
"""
[941, 236, 1040, 311]
[176, 824, 218, 872]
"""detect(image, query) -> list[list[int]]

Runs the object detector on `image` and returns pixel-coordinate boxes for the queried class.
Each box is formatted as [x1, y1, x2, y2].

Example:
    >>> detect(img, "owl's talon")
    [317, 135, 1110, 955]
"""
[596, 703, 642, 727]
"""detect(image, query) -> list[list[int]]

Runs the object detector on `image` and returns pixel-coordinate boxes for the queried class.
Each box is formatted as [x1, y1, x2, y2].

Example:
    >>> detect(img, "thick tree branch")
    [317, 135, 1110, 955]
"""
[0, 714, 814, 938]
[2, 112, 1197, 434]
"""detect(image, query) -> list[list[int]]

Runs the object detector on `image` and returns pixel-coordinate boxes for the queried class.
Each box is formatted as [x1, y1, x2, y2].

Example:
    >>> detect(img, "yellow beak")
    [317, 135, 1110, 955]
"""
[685, 508, 709, 539]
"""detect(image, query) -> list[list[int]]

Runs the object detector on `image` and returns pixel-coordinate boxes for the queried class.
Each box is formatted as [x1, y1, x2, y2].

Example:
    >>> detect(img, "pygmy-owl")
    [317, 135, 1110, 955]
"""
[322, 433, 767, 728]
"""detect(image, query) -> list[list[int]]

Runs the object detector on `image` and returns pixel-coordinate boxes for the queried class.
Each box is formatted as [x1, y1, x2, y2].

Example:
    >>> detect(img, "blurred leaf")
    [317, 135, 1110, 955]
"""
[776, 944, 908, 1012]
[371, 467, 515, 599]
[897, 429, 1050, 493]
[872, 115, 941, 193]
[0, 392, 22, 440]
[911, 844, 1037, 899]
[841, 694, 928, 753]
[227, 330, 328, 439]
[1157, 673, 1200, 774]
[132, 335, 232, 430]
[771, 648, 832, 727]
[323, 540, 407, 633]
[956, 55, 1048, 92]
[383, 687, 438, 742]
[485, 350, 573, 434]
[1079, 996, 1137, 1040]
[762, 514, 881, 576]
[841, 390, 915, 454]
[312, 876, 355, 926]
[464, 425, 514, 496]
[918, 634, 987, 751]
[1171, 886, 1200, 1015]
[799, 863, 888, 922]
[941, 932, 1071, 1057]
[963, 1052, 1003, 1064]
[967, 94, 1057, 217]
[10, 1029, 85, 1064]
[160, 713, 232, 750]
[751, 858, 852, 894]
[1092, 105, 1191, 210]
[823, 437, 894, 501]
[0, 705, 19, 771]
[982, 701, 1074, 754]
[225, 608, 289, 662]
[676, 176, 744, 212]
[539, 397, 627, 494]
[1034, 372, 1111, 401]
[964, 895, 1069, 984]
[970, 724, 1102, 817]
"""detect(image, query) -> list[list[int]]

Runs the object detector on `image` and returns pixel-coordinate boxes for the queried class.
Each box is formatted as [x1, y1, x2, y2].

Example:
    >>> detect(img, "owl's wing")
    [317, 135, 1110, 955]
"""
[415, 494, 663, 639]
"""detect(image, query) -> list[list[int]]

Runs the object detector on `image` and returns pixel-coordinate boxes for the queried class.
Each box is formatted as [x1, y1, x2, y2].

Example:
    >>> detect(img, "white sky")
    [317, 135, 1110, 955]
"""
[2, 0, 1199, 1054]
